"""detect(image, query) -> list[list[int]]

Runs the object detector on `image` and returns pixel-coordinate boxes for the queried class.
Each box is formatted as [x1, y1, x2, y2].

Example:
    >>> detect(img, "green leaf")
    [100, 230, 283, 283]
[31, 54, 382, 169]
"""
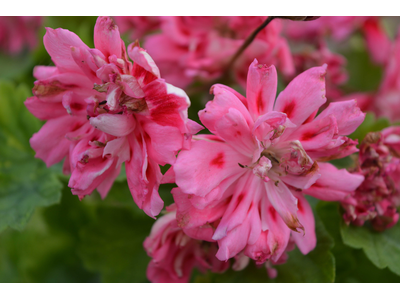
[0, 81, 62, 232]
[341, 221, 400, 276]
[273, 213, 335, 283]
[0, 51, 34, 81]
[0, 184, 99, 282]
[77, 181, 154, 283]
[317, 201, 400, 282]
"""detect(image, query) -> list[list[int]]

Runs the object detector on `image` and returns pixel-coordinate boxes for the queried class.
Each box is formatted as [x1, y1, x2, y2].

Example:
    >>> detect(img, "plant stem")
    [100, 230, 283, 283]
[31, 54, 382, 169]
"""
[224, 16, 276, 74]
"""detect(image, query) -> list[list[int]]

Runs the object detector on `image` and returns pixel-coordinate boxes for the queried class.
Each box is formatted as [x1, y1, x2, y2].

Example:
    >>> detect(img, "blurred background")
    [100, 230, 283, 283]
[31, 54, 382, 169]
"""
[1, 16, 400, 283]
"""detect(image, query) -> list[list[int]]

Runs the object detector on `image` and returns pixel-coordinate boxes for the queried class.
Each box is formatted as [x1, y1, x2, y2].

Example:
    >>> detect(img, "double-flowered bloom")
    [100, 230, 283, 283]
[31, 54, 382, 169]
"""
[172, 60, 365, 263]
[25, 16, 201, 217]
[144, 16, 294, 89]
[144, 205, 229, 283]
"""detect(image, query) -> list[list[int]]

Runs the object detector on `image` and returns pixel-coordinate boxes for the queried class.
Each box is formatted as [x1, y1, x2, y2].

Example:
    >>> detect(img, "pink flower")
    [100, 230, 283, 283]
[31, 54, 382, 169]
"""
[172, 60, 365, 263]
[339, 29, 400, 122]
[25, 16, 201, 217]
[144, 205, 229, 283]
[292, 41, 348, 100]
[113, 16, 161, 40]
[0, 16, 42, 54]
[371, 30, 400, 122]
[284, 16, 391, 65]
[342, 127, 400, 231]
[144, 16, 294, 89]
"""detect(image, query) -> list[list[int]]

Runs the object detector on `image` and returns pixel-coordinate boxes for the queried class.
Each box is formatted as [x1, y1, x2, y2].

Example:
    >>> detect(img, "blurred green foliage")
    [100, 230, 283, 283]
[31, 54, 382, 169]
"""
[1, 16, 400, 283]
[0, 81, 62, 232]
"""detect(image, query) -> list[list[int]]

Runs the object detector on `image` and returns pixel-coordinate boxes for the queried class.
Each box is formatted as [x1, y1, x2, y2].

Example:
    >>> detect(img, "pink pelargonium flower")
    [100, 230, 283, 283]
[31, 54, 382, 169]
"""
[338, 29, 400, 122]
[144, 205, 229, 283]
[113, 16, 161, 40]
[0, 16, 42, 54]
[171, 60, 365, 263]
[284, 16, 391, 65]
[144, 16, 294, 89]
[25, 16, 201, 218]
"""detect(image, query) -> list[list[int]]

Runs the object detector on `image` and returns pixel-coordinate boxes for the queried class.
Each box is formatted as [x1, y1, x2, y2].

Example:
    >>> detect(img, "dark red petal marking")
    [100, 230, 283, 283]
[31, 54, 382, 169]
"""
[281, 101, 296, 119]
[301, 130, 318, 141]
[256, 90, 264, 114]
[70, 102, 85, 111]
[297, 198, 303, 213]
[210, 152, 225, 168]
[269, 206, 277, 222]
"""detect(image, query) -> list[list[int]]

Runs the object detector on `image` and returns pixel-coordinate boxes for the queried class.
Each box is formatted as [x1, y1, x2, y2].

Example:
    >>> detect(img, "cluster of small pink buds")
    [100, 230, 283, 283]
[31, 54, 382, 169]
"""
[343, 127, 400, 231]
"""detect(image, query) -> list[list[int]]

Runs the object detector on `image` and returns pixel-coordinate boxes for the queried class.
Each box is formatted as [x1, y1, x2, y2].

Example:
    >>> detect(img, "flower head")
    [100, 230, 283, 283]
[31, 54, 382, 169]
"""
[144, 206, 229, 283]
[172, 60, 365, 262]
[25, 16, 201, 217]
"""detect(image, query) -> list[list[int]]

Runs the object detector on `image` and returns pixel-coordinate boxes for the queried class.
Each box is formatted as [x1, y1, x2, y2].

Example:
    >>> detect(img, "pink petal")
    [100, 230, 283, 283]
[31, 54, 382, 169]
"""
[290, 191, 316, 255]
[363, 18, 391, 65]
[103, 136, 130, 166]
[212, 173, 262, 241]
[246, 59, 277, 118]
[260, 199, 291, 262]
[128, 44, 161, 78]
[200, 84, 253, 135]
[281, 162, 321, 190]
[120, 75, 145, 98]
[265, 180, 303, 232]
[304, 162, 364, 201]
[172, 188, 225, 240]
[174, 139, 248, 198]
[89, 113, 135, 137]
[143, 79, 190, 133]
[285, 115, 338, 151]
[314, 100, 365, 136]
[94, 16, 122, 59]
[70, 46, 101, 84]
[161, 167, 175, 184]
[274, 65, 327, 126]
[30, 115, 87, 167]
[215, 202, 261, 261]
[126, 133, 164, 218]
[142, 120, 184, 165]
[211, 84, 248, 107]
[43, 27, 89, 74]
[25, 96, 66, 120]
[33, 66, 58, 80]
[214, 108, 255, 156]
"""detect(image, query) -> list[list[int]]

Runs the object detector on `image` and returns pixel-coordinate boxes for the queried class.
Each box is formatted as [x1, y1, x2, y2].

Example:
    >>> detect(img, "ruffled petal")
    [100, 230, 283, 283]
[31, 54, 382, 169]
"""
[174, 139, 248, 197]
[246, 59, 277, 118]
[274, 65, 327, 126]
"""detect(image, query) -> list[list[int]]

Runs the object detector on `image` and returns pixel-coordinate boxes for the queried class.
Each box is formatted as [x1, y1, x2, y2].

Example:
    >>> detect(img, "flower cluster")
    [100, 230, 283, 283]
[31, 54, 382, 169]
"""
[144, 16, 294, 89]
[25, 16, 400, 283]
[342, 127, 400, 231]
